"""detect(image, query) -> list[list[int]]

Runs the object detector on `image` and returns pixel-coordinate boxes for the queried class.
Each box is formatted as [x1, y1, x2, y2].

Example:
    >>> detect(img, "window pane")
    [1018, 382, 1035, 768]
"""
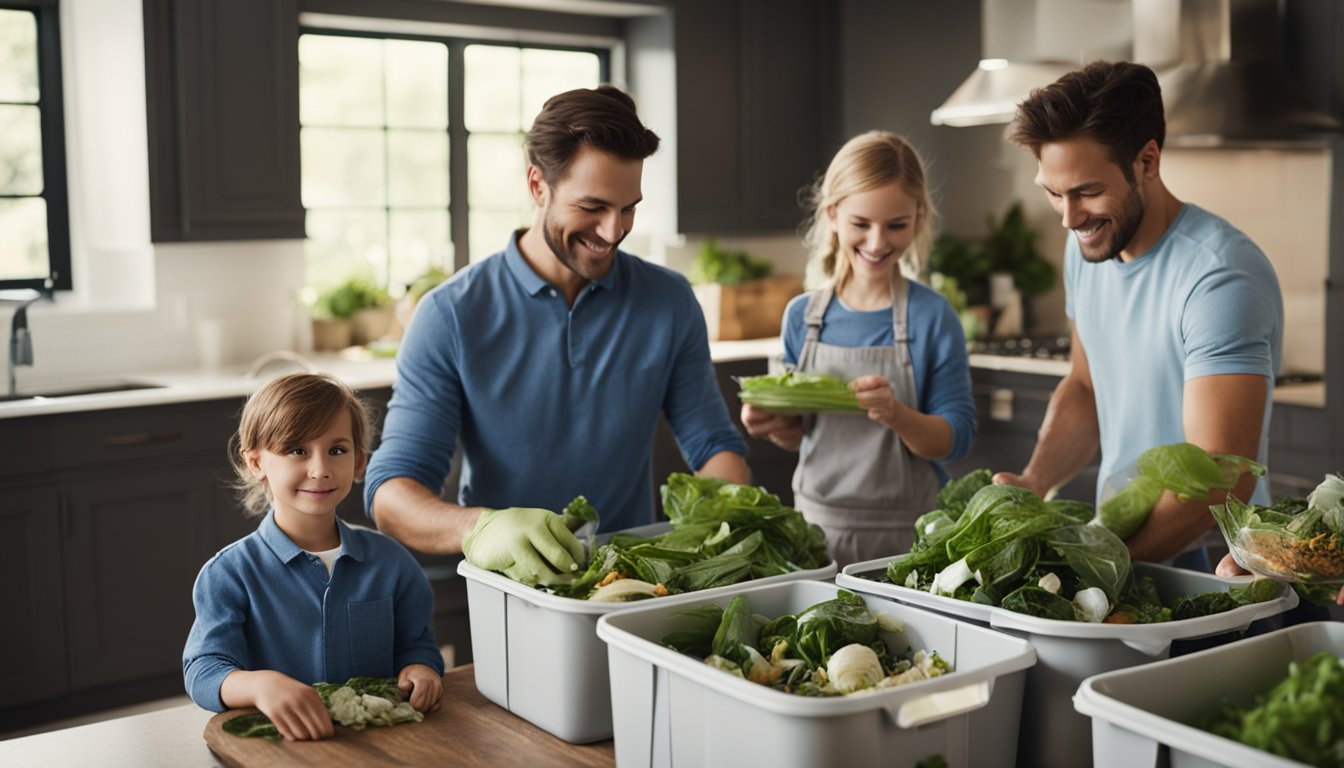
[521, 49, 600, 124]
[470, 209, 530, 265]
[389, 210, 451, 293]
[0, 9, 39, 104]
[301, 127, 386, 207]
[464, 45, 520, 132]
[467, 133, 527, 208]
[386, 40, 447, 128]
[388, 129, 448, 207]
[0, 104, 42, 195]
[305, 209, 388, 290]
[299, 35, 384, 127]
[0, 198, 47, 280]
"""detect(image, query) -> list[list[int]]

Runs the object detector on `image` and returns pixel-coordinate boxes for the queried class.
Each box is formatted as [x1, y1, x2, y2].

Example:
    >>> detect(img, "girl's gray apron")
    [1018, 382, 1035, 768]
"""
[791, 279, 940, 568]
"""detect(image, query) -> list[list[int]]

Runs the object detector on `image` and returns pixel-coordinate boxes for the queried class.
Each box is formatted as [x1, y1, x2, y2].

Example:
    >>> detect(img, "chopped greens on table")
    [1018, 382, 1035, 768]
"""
[221, 677, 422, 739]
[1212, 472, 1344, 586]
[1204, 651, 1344, 766]
[661, 590, 949, 696]
[1098, 442, 1265, 539]
[735, 371, 863, 414]
[875, 463, 1283, 623]
[540, 473, 829, 601]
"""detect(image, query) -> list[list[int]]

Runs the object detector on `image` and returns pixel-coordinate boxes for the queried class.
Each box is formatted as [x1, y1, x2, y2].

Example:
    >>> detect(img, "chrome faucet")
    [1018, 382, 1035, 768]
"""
[4, 286, 53, 399]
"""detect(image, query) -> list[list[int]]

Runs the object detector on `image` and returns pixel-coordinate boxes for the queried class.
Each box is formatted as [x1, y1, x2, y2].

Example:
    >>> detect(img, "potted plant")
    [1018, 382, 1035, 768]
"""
[311, 275, 392, 350]
[688, 239, 802, 340]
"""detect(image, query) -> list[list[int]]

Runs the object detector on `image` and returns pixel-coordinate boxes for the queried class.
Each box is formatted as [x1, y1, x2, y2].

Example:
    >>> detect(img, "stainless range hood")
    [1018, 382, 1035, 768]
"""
[1134, 0, 1341, 145]
[931, 0, 1342, 143]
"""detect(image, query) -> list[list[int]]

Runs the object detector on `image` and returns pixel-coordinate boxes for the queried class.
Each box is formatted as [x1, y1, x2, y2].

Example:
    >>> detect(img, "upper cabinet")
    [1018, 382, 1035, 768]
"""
[673, 0, 839, 234]
[143, 0, 304, 242]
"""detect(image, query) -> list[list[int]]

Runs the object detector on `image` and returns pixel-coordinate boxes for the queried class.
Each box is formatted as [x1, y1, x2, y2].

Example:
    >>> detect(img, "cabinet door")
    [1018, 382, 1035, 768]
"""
[144, 0, 303, 241]
[674, 0, 837, 233]
[0, 486, 68, 707]
[62, 465, 216, 689]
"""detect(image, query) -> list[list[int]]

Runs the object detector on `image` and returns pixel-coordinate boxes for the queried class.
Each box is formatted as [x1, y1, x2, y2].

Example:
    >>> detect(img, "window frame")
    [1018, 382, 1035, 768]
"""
[296, 25, 611, 278]
[0, 0, 71, 292]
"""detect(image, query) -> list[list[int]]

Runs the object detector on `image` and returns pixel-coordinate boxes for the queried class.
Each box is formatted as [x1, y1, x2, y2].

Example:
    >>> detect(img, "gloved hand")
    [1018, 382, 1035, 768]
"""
[462, 507, 587, 586]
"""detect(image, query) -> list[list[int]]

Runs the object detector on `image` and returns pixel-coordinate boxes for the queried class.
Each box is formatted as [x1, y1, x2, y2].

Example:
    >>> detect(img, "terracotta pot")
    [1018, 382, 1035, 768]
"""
[311, 318, 352, 351]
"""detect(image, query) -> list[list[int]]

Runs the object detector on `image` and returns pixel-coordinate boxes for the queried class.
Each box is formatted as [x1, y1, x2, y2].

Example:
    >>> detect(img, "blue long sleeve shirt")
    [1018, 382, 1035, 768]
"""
[182, 512, 444, 712]
[365, 232, 747, 532]
[781, 279, 977, 481]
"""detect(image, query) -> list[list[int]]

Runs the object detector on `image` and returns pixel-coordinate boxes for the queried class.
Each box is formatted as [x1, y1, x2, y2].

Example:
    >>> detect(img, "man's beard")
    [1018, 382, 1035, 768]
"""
[541, 205, 618, 282]
[1079, 182, 1144, 264]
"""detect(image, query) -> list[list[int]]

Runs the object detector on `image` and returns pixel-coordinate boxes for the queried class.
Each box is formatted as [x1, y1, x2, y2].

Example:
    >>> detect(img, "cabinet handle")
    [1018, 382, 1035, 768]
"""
[102, 430, 182, 446]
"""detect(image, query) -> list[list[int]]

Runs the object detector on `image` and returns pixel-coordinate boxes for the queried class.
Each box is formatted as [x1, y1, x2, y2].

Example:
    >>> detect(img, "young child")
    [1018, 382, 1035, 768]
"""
[183, 372, 444, 740]
[740, 131, 977, 568]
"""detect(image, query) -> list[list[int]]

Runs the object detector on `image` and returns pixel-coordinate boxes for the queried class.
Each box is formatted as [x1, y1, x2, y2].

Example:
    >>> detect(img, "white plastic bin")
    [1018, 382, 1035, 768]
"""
[594, 579, 1038, 768]
[836, 559, 1298, 768]
[459, 522, 836, 743]
[1075, 622, 1344, 768]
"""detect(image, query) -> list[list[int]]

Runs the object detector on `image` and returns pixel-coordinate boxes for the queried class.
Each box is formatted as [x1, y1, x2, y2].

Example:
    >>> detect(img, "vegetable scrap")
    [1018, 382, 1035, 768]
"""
[876, 469, 1283, 623]
[1212, 473, 1344, 586]
[735, 372, 863, 415]
[544, 473, 829, 602]
[222, 676, 422, 739]
[1098, 442, 1265, 539]
[1204, 651, 1344, 766]
[662, 590, 950, 697]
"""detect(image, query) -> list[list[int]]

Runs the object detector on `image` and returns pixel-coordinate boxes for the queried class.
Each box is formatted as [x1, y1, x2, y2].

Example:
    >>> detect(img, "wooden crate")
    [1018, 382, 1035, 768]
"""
[692, 275, 804, 340]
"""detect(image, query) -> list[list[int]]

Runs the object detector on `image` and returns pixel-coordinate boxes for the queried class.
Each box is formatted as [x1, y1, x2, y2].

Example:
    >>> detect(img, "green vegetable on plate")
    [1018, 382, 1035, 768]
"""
[736, 372, 863, 415]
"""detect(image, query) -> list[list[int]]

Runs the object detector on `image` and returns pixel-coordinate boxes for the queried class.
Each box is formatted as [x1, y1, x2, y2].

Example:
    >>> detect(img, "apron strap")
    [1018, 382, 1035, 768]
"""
[889, 276, 912, 365]
[798, 287, 833, 373]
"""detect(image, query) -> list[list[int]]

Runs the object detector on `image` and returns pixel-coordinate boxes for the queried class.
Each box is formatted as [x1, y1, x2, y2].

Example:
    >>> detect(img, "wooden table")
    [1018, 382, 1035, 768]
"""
[0, 666, 614, 768]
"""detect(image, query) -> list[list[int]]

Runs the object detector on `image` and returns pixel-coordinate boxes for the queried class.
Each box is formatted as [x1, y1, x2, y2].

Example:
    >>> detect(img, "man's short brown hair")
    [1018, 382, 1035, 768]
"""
[1010, 61, 1165, 182]
[524, 85, 660, 186]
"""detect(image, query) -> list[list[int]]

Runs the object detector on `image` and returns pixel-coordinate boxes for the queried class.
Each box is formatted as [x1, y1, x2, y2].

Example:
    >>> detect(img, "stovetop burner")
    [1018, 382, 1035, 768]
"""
[969, 335, 1072, 361]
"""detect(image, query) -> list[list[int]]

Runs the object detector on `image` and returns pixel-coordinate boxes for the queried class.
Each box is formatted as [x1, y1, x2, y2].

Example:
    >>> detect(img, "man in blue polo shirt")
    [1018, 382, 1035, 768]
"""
[364, 86, 750, 585]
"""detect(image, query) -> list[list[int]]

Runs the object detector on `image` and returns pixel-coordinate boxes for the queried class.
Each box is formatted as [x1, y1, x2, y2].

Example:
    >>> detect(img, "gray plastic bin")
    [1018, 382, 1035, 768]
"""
[459, 522, 836, 743]
[836, 559, 1298, 768]
[1075, 621, 1344, 768]
[595, 579, 1037, 768]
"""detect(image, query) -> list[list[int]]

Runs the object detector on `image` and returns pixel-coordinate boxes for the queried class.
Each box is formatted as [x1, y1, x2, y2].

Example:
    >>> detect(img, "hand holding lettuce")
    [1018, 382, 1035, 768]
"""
[1098, 442, 1266, 539]
[462, 507, 586, 586]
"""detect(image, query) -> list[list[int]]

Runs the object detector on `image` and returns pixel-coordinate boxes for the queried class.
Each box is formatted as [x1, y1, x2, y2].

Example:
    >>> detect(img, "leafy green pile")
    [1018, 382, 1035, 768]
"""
[548, 474, 829, 600]
[1212, 473, 1344, 585]
[1098, 443, 1265, 539]
[221, 676, 421, 740]
[878, 471, 1281, 623]
[661, 590, 949, 697]
[736, 372, 863, 415]
[1204, 651, 1344, 766]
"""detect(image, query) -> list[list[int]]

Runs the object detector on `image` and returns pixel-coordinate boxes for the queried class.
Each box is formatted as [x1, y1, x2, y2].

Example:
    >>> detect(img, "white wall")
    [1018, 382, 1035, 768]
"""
[2, 0, 306, 391]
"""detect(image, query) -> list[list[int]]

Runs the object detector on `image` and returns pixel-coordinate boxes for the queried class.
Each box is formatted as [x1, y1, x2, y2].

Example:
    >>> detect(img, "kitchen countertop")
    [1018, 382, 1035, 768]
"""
[0, 339, 1324, 418]
[0, 665, 614, 768]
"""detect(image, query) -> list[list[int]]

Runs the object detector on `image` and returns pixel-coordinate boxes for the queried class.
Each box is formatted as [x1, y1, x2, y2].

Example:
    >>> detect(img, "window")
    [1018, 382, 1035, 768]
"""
[0, 0, 70, 292]
[298, 29, 605, 298]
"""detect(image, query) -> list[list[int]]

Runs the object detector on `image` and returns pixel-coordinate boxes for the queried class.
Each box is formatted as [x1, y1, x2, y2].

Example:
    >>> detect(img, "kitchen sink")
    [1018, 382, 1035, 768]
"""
[1, 381, 167, 402]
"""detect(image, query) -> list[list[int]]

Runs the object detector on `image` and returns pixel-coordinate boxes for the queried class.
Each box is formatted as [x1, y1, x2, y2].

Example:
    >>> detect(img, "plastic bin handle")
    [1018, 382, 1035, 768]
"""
[890, 680, 993, 729]
[1119, 636, 1174, 656]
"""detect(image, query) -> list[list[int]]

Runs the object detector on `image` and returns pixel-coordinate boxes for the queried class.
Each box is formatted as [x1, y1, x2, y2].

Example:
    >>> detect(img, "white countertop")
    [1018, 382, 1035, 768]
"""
[0, 340, 1324, 419]
[0, 703, 221, 768]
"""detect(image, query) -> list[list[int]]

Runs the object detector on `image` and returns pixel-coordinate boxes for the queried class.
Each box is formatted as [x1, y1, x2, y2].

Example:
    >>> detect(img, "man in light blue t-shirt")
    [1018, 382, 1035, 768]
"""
[991, 61, 1284, 572]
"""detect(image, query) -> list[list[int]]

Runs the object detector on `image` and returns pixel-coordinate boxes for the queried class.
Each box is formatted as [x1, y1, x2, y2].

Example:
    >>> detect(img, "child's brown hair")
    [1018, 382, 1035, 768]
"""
[228, 372, 373, 516]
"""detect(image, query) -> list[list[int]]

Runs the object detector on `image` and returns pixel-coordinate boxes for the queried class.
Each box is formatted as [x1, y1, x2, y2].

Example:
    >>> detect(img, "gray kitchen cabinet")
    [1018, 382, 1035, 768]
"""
[672, 0, 839, 234]
[143, 0, 304, 241]
[61, 465, 220, 689]
[0, 486, 68, 708]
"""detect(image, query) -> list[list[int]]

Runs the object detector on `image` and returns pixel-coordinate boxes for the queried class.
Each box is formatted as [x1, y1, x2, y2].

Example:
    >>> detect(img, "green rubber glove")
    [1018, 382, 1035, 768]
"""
[462, 507, 586, 586]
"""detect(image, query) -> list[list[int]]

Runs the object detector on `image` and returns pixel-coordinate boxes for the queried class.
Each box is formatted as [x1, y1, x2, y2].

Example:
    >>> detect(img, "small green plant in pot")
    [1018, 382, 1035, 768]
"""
[311, 275, 392, 350]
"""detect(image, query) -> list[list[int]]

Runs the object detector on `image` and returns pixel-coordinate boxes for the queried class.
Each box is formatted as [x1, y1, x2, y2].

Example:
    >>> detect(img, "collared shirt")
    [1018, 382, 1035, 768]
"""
[182, 512, 443, 712]
[1065, 203, 1283, 507]
[781, 278, 978, 480]
[365, 231, 747, 532]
